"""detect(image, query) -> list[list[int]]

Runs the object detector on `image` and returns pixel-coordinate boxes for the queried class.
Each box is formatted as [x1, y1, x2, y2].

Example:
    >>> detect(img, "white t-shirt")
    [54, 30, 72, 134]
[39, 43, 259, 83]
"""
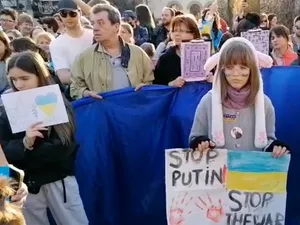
[50, 29, 94, 71]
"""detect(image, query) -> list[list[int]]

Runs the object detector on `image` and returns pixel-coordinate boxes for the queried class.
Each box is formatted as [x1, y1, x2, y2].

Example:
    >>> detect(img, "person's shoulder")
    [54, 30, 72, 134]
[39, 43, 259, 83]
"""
[155, 46, 174, 63]
[291, 59, 299, 66]
[154, 25, 163, 33]
[139, 26, 148, 31]
[264, 94, 271, 102]
[197, 91, 212, 108]
[202, 91, 212, 102]
[77, 44, 97, 59]
[264, 94, 274, 110]
[2, 88, 13, 96]
[0, 104, 7, 120]
[49, 33, 68, 48]
[0, 89, 13, 107]
[161, 46, 176, 56]
[289, 49, 298, 60]
[128, 43, 145, 54]
[157, 42, 166, 49]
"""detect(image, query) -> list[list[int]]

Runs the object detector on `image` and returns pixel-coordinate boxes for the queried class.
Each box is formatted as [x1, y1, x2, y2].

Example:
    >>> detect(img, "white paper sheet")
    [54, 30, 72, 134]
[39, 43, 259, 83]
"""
[1, 84, 69, 133]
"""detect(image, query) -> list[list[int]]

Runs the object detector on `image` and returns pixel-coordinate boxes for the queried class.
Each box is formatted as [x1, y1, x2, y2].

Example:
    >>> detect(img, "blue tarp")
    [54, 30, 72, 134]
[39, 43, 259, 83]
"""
[73, 67, 300, 225]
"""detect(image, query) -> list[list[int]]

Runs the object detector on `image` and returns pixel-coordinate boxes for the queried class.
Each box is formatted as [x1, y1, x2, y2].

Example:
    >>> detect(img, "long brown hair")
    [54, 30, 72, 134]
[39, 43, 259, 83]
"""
[218, 41, 260, 106]
[10, 37, 48, 62]
[7, 52, 75, 146]
[0, 31, 11, 61]
[135, 4, 155, 29]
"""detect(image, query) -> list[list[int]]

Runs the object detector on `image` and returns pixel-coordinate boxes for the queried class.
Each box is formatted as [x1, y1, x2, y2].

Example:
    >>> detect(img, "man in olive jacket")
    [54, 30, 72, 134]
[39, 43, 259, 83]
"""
[70, 4, 154, 100]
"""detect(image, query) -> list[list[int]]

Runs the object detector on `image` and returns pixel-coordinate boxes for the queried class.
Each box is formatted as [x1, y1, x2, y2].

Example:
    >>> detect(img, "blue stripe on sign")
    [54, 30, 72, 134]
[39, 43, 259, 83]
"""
[227, 150, 290, 173]
[0, 166, 10, 177]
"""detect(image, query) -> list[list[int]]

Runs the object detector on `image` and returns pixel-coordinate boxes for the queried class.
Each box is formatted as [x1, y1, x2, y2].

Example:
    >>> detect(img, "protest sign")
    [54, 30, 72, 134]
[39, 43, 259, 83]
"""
[181, 41, 211, 82]
[166, 148, 227, 190]
[2, 84, 69, 133]
[241, 29, 270, 55]
[165, 149, 227, 225]
[165, 149, 290, 225]
[226, 150, 289, 225]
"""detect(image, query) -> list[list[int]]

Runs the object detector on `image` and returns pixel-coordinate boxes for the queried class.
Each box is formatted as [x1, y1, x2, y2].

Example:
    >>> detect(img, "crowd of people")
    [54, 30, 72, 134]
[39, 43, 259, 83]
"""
[0, 0, 296, 224]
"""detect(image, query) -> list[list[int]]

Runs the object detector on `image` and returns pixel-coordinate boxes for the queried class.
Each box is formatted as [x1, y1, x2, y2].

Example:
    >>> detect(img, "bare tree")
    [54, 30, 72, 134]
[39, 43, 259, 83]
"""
[261, 0, 295, 30]
[218, 0, 296, 30]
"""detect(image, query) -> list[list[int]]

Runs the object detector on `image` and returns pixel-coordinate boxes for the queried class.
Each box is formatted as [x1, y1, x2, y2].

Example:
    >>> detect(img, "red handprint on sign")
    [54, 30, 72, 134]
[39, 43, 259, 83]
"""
[169, 192, 192, 225]
[195, 193, 224, 223]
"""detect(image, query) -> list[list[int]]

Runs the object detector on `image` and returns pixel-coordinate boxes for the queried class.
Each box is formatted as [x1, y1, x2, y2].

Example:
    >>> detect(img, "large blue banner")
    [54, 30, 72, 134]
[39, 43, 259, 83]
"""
[73, 67, 300, 225]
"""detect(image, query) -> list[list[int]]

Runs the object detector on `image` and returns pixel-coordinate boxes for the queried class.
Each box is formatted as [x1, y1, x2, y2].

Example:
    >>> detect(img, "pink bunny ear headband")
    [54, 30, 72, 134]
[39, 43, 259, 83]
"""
[204, 44, 273, 72]
[204, 37, 273, 148]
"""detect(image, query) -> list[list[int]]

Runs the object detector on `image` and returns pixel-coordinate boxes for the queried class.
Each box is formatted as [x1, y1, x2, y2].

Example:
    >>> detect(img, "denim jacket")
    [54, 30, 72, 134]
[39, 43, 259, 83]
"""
[134, 26, 149, 46]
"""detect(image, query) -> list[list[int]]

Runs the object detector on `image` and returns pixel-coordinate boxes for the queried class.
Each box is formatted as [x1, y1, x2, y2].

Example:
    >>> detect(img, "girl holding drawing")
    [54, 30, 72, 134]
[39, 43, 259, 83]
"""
[0, 52, 88, 225]
[189, 37, 290, 157]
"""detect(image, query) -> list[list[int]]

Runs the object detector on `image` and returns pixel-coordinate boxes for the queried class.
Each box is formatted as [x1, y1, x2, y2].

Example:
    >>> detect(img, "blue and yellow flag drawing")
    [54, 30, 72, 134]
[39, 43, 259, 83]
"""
[226, 151, 290, 193]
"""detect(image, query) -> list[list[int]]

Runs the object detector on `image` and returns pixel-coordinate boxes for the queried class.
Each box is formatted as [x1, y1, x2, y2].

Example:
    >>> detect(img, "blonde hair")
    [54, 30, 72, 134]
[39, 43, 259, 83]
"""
[34, 32, 55, 44]
[0, 177, 26, 225]
[120, 22, 134, 44]
[218, 41, 260, 106]
[120, 22, 133, 35]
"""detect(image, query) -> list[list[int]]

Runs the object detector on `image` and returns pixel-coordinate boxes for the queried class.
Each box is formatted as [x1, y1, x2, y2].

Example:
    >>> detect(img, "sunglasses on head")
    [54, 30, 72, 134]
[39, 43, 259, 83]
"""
[59, 10, 78, 18]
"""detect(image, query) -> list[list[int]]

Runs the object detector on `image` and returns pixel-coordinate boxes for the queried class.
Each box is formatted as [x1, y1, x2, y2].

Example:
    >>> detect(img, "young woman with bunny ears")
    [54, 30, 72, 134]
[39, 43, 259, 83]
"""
[189, 37, 290, 157]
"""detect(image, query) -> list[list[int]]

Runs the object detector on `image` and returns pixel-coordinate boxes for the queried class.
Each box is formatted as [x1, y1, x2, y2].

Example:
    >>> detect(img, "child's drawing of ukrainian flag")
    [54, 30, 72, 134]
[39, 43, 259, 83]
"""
[226, 150, 290, 193]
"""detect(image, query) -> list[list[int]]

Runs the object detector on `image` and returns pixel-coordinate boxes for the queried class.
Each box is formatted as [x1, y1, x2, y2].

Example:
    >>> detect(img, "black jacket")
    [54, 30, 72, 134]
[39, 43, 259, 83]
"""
[152, 25, 169, 47]
[153, 46, 181, 85]
[0, 103, 77, 194]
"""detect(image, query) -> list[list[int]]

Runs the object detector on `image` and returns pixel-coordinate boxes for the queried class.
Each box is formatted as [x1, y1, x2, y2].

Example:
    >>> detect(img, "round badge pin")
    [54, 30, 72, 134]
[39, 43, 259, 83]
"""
[230, 127, 243, 139]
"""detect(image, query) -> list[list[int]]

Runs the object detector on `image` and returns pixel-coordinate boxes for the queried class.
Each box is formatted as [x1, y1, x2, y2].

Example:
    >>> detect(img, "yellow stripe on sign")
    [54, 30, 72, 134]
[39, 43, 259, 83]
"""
[226, 171, 287, 193]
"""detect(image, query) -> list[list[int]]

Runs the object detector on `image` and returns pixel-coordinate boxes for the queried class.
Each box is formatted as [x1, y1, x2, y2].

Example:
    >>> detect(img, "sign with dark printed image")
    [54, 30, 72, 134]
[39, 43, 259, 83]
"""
[181, 41, 211, 82]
